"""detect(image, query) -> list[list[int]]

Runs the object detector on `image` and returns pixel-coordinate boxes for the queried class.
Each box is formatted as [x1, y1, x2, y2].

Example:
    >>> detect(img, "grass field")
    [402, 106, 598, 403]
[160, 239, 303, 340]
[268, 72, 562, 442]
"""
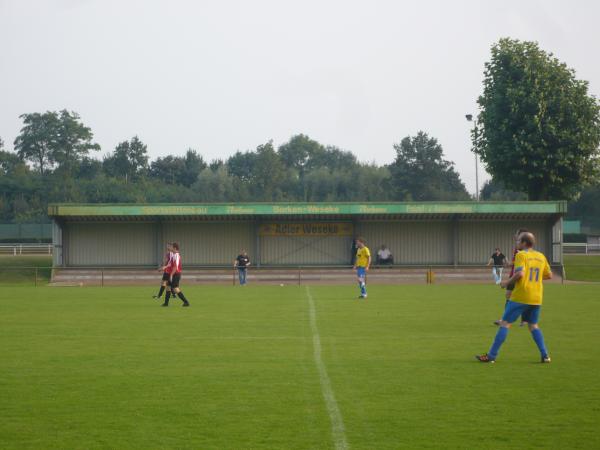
[1, 284, 599, 449]
[563, 255, 600, 282]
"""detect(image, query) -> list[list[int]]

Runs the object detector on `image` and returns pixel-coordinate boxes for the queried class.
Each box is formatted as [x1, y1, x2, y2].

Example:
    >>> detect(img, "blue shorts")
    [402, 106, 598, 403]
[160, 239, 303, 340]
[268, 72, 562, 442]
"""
[502, 300, 541, 324]
[356, 267, 366, 279]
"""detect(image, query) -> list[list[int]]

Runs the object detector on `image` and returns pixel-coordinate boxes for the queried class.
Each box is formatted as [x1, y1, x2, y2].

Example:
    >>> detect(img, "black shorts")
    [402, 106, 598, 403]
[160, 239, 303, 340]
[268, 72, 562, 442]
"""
[171, 273, 181, 288]
[162, 272, 171, 283]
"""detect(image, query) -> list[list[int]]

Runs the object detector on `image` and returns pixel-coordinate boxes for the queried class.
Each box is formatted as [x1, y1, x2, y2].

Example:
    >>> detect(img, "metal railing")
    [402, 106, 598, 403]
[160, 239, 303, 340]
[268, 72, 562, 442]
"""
[563, 243, 600, 254]
[0, 263, 571, 286]
[0, 243, 53, 255]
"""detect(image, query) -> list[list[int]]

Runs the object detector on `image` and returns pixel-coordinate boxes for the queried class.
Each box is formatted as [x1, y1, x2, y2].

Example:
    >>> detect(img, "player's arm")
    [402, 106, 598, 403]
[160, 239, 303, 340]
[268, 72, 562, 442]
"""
[500, 253, 525, 288]
[543, 257, 553, 280]
[487, 257, 493, 266]
[366, 254, 371, 271]
[233, 259, 238, 268]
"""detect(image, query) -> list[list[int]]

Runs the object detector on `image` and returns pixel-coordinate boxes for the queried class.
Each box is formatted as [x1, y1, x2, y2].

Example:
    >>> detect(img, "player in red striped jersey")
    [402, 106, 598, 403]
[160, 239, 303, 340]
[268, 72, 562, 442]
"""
[153, 243, 175, 300]
[160, 242, 190, 307]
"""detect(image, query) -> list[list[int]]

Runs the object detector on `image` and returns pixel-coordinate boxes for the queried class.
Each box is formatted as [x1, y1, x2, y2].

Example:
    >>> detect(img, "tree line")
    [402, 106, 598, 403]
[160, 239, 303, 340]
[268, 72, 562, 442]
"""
[0, 118, 470, 222]
[1, 37, 599, 224]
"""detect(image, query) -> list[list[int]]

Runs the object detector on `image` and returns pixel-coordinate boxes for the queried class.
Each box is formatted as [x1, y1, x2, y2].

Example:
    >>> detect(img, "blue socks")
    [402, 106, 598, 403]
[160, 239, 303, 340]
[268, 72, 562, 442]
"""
[488, 327, 509, 360]
[531, 328, 548, 358]
[358, 281, 367, 296]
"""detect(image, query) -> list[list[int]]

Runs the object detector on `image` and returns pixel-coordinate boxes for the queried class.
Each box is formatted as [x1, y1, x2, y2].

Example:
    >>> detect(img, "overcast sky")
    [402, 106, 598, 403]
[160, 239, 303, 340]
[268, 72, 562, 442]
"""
[1, 0, 599, 194]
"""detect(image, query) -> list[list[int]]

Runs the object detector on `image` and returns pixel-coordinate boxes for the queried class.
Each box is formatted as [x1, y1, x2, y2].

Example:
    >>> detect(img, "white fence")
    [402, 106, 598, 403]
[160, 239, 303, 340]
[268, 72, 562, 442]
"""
[0, 243, 53, 255]
[563, 243, 600, 255]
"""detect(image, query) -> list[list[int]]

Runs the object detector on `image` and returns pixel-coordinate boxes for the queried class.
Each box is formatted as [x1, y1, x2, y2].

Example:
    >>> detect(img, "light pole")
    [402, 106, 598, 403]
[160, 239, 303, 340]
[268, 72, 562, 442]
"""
[465, 114, 479, 201]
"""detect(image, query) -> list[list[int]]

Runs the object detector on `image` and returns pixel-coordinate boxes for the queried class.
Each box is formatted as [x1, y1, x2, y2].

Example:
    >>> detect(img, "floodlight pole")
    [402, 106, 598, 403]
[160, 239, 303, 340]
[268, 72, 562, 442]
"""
[466, 115, 480, 201]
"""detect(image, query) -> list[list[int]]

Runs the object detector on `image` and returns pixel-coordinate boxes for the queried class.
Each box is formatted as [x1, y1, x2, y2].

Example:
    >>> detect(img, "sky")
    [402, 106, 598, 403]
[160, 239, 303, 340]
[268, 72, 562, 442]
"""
[1, 0, 599, 195]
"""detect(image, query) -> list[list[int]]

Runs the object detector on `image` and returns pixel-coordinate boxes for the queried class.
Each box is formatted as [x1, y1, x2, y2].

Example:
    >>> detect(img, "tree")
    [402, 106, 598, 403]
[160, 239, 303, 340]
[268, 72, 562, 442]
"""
[480, 179, 527, 201]
[226, 151, 256, 182]
[388, 132, 470, 201]
[52, 110, 100, 173]
[181, 149, 206, 187]
[103, 136, 149, 181]
[149, 155, 187, 184]
[474, 38, 600, 200]
[251, 141, 286, 200]
[14, 112, 60, 175]
[13, 110, 99, 176]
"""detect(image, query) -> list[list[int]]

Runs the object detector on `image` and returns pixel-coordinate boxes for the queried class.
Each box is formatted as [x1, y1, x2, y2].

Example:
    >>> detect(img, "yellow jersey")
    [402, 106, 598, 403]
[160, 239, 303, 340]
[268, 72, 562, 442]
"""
[355, 246, 371, 267]
[510, 249, 551, 305]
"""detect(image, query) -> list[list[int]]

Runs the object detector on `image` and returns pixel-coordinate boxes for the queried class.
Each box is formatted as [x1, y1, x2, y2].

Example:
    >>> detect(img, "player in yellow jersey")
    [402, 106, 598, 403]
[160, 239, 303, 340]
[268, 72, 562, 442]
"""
[476, 232, 552, 363]
[352, 237, 371, 299]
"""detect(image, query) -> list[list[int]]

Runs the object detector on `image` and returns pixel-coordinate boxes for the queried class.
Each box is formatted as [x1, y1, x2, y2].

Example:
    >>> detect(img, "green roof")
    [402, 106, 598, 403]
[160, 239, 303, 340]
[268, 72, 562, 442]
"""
[48, 201, 567, 217]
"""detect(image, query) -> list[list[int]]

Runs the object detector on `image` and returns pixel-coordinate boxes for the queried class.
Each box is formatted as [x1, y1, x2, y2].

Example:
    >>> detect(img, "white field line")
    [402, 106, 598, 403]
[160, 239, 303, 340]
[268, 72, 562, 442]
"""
[305, 286, 348, 450]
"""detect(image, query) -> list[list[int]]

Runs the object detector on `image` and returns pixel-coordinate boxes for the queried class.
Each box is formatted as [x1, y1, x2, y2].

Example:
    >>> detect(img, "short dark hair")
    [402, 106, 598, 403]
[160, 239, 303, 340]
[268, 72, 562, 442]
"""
[519, 233, 535, 248]
[172, 242, 180, 250]
[356, 237, 366, 244]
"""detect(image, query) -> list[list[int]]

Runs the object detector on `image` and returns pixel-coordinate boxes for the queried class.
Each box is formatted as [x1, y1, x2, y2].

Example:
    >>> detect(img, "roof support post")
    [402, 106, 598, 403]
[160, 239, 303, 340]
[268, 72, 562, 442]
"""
[255, 219, 261, 268]
[452, 215, 460, 267]
[155, 220, 163, 266]
[52, 218, 63, 267]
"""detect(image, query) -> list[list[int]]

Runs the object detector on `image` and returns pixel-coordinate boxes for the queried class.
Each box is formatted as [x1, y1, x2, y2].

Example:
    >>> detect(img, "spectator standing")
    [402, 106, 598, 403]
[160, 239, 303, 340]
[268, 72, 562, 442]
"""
[234, 250, 251, 285]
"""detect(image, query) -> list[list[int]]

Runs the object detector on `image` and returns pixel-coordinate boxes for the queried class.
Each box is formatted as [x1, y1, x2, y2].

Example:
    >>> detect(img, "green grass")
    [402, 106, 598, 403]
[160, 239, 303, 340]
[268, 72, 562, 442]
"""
[0, 255, 52, 286]
[564, 255, 600, 282]
[1, 284, 599, 449]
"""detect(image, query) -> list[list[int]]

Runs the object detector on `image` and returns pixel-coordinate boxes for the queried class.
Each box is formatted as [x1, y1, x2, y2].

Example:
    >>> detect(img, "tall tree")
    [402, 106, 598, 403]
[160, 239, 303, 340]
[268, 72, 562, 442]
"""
[13, 110, 99, 176]
[181, 149, 206, 187]
[389, 132, 469, 201]
[52, 110, 100, 173]
[103, 136, 149, 182]
[14, 112, 60, 175]
[474, 38, 600, 200]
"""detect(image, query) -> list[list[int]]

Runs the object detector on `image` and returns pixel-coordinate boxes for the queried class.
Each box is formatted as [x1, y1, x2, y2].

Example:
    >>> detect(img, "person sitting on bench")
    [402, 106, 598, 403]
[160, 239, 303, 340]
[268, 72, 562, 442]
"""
[376, 245, 394, 265]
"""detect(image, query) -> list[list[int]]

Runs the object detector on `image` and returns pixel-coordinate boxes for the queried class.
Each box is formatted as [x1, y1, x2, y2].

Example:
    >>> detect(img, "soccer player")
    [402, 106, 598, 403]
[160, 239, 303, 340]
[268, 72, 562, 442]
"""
[352, 237, 371, 299]
[476, 232, 552, 363]
[487, 247, 506, 285]
[153, 242, 175, 300]
[494, 228, 528, 326]
[233, 250, 251, 285]
[161, 242, 190, 307]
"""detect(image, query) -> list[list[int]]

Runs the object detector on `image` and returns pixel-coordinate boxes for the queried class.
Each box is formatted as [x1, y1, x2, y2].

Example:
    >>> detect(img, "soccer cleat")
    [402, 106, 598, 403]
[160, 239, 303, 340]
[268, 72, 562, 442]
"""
[182, 302, 190, 307]
[475, 354, 495, 363]
[152, 295, 159, 299]
[493, 320, 501, 326]
[541, 355, 551, 363]
[161, 303, 169, 307]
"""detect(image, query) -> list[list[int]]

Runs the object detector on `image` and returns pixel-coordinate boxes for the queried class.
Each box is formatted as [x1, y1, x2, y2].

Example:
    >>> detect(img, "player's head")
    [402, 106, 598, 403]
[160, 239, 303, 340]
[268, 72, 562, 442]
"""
[518, 232, 535, 249]
[172, 242, 180, 251]
[356, 237, 366, 248]
[166, 242, 172, 251]
[241, 249, 247, 255]
[495, 247, 500, 253]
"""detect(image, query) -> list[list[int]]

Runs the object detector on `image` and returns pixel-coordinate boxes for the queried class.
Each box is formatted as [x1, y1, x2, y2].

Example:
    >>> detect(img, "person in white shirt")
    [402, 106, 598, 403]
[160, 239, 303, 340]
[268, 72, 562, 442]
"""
[376, 245, 394, 265]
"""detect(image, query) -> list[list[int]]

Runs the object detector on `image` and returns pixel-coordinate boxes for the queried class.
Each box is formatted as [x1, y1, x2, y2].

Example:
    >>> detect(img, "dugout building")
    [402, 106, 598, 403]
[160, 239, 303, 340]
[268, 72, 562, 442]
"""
[48, 202, 566, 268]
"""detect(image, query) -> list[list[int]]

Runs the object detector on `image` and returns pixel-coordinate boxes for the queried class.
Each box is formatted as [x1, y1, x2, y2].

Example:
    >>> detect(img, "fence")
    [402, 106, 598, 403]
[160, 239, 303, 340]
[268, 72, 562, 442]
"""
[0, 223, 52, 242]
[563, 243, 600, 254]
[0, 243, 53, 255]
[0, 264, 568, 286]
